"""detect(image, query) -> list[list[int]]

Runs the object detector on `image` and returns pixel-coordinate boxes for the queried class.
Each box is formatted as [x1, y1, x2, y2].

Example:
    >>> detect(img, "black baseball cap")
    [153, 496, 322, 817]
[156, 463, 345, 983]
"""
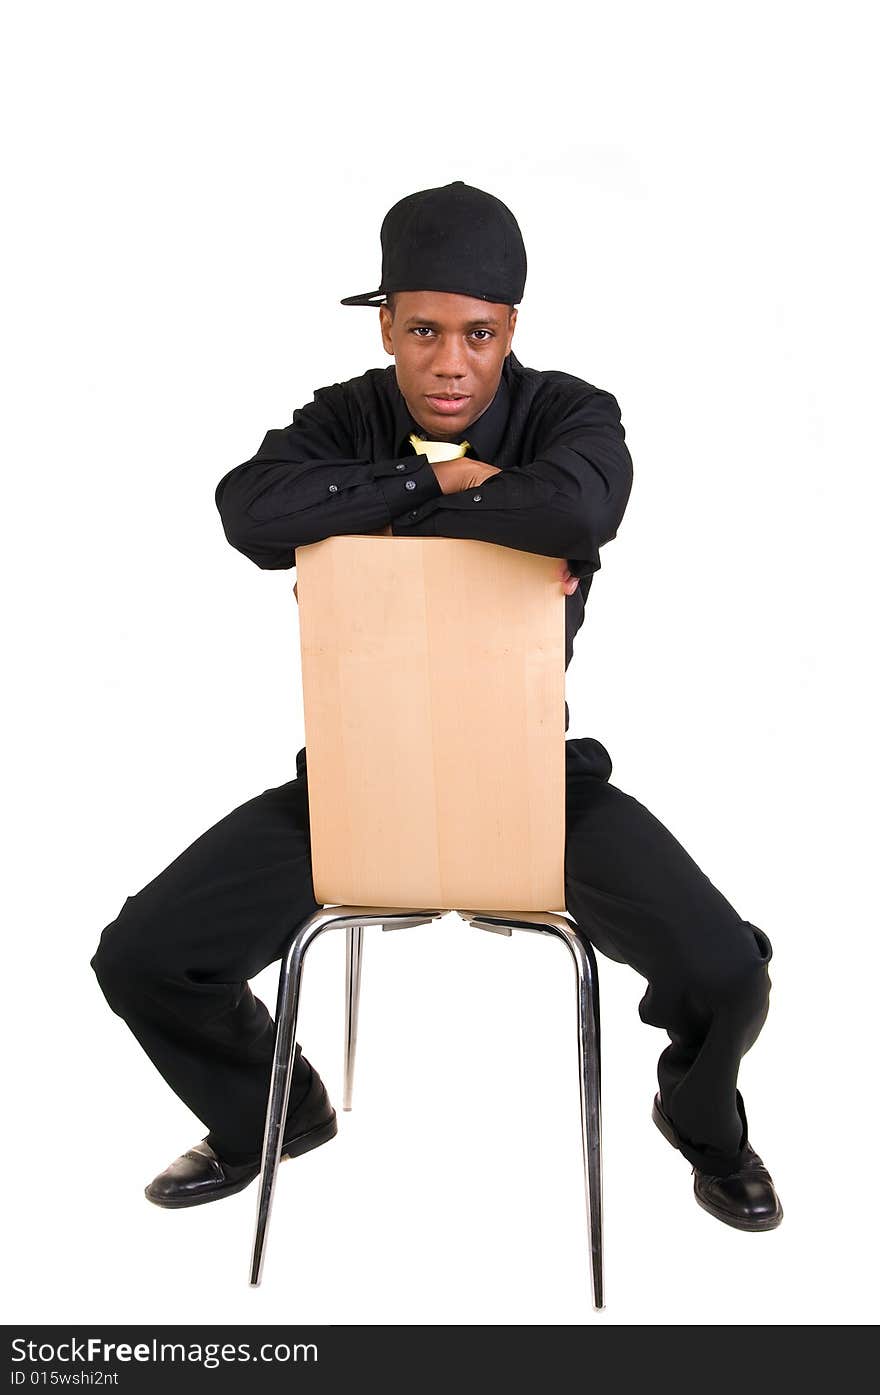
[340, 180, 527, 308]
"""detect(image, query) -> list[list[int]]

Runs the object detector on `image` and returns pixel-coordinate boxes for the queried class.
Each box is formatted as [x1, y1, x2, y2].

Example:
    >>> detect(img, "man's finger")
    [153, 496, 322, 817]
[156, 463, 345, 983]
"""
[558, 561, 579, 596]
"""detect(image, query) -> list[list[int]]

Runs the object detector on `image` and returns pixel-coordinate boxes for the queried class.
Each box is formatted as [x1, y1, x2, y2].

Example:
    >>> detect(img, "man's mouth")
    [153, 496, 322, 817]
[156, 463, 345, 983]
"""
[426, 393, 471, 415]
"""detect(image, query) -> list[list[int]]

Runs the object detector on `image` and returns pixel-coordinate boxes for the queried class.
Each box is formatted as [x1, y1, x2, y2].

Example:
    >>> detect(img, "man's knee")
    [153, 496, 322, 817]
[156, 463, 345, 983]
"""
[686, 919, 773, 1023]
[90, 895, 150, 1013]
[640, 919, 773, 1032]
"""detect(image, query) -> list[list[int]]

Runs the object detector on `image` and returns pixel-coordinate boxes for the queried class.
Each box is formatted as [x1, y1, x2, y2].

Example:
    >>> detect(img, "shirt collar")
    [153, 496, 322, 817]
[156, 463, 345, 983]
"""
[392, 357, 512, 461]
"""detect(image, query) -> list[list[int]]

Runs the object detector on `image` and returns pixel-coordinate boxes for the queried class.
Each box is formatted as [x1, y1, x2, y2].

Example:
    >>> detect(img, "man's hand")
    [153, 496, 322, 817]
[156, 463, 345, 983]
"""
[559, 562, 579, 596]
[432, 458, 502, 494]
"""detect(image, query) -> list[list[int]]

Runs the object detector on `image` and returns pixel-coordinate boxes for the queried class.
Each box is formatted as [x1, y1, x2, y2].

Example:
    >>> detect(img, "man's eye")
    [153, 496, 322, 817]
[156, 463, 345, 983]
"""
[409, 327, 493, 340]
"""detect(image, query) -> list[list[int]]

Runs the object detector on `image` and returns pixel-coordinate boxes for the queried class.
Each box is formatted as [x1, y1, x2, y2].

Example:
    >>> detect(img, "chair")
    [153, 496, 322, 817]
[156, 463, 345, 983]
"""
[248, 535, 604, 1310]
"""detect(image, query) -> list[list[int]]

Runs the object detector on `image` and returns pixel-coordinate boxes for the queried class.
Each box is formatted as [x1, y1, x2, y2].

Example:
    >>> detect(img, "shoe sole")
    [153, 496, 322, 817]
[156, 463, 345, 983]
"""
[145, 1110, 338, 1210]
[652, 1095, 783, 1231]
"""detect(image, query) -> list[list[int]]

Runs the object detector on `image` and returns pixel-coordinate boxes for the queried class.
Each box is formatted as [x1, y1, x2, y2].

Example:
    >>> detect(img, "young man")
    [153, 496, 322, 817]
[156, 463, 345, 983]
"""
[92, 181, 782, 1232]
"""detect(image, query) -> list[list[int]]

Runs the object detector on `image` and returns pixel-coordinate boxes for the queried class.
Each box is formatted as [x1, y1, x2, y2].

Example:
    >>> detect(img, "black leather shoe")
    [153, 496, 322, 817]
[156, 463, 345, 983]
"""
[652, 1092, 783, 1232]
[145, 1060, 338, 1209]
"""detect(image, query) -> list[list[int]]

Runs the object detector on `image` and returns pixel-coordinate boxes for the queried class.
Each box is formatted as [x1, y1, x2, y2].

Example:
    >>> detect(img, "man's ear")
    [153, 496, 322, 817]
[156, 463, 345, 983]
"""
[379, 305, 394, 356]
[505, 307, 518, 355]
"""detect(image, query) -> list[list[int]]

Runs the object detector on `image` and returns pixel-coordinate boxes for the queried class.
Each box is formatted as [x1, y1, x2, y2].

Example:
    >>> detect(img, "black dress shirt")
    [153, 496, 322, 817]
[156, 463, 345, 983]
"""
[215, 349, 634, 731]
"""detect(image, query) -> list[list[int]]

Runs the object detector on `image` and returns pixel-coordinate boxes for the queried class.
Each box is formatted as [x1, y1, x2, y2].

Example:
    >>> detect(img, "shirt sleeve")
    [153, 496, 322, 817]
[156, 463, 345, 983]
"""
[214, 386, 444, 569]
[391, 385, 633, 580]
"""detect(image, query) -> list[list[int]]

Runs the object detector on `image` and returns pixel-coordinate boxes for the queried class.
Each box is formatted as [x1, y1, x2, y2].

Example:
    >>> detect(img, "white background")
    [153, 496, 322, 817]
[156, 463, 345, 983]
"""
[3, 0, 878, 1327]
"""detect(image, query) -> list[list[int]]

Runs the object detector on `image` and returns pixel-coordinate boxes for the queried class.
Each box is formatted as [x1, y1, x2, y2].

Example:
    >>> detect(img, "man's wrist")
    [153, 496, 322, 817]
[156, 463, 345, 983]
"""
[370, 455, 444, 516]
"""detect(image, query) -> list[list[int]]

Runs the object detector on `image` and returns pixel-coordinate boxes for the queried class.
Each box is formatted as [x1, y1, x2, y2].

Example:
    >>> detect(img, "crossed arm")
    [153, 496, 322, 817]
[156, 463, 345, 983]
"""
[292, 454, 580, 601]
[217, 381, 632, 594]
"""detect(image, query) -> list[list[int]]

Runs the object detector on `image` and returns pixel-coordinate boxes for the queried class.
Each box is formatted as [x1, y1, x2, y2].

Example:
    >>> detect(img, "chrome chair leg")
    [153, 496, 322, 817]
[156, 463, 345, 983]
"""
[566, 927, 603, 1312]
[249, 905, 444, 1287]
[343, 924, 364, 1110]
[250, 908, 327, 1287]
[460, 910, 604, 1311]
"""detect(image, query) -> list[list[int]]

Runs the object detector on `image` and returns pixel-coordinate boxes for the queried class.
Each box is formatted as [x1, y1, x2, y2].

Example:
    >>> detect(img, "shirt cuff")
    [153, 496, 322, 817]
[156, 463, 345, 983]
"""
[369, 456, 444, 519]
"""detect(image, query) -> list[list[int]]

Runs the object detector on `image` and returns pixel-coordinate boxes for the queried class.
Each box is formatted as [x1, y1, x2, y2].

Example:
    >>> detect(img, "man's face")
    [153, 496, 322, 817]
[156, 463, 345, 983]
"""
[379, 290, 517, 443]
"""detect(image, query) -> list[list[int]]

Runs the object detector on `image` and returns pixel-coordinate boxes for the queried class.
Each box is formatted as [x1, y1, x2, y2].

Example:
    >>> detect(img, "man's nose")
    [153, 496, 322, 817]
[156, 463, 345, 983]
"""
[431, 337, 469, 379]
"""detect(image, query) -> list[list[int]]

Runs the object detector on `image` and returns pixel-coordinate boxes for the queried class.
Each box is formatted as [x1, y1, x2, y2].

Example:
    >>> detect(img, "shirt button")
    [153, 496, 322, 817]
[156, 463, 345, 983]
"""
[472, 493, 482, 501]
[395, 463, 406, 471]
[405, 479, 416, 491]
[328, 484, 338, 493]
[409, 510, 418, 518]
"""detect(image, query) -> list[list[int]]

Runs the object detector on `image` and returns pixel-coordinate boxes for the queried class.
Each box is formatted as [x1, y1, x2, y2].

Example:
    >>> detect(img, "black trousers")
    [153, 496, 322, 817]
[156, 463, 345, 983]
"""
[91, 738, 773, 1177]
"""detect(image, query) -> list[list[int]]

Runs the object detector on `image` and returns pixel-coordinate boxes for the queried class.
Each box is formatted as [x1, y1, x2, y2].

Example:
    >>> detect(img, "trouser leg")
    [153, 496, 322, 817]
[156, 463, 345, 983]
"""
[563, 738, 773, 1178]
[90, 747, 322, 1163]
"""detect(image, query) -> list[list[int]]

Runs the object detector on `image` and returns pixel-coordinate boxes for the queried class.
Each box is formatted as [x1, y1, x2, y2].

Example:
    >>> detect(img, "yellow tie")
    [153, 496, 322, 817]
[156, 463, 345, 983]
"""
[408, 432, 470, 463]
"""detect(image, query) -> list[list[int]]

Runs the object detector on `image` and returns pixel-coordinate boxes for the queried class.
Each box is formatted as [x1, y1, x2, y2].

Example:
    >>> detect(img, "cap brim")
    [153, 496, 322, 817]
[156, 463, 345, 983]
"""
[339, 289, 388, 306]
